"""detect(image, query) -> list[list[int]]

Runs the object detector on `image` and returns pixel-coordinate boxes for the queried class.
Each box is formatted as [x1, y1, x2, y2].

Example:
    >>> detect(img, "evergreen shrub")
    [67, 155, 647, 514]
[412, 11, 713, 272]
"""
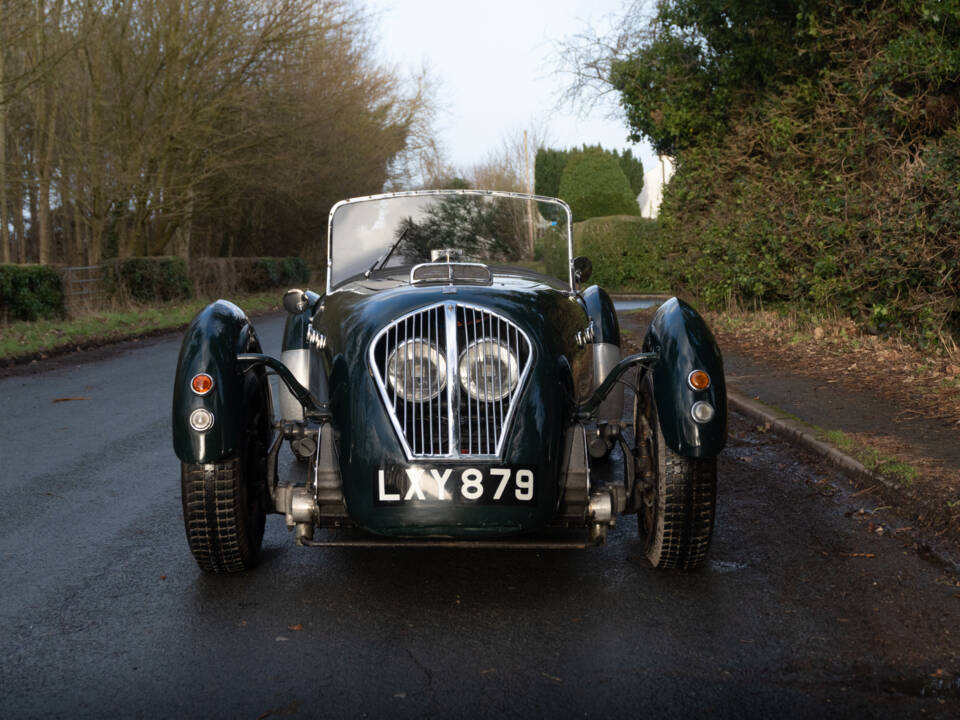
[0, 264, 66, 322]
[558, 149, 641, 222]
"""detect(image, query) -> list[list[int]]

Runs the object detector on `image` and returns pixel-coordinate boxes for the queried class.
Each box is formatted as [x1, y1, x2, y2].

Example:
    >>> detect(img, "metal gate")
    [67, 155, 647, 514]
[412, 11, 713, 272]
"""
[61, 265, 104, 315]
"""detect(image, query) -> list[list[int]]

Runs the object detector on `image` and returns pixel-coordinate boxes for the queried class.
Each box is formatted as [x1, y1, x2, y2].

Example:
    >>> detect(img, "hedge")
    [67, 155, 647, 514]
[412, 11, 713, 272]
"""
[103, 257, 194, 304]
[188, 257, 311, 297]
[101, 256, 311, 305]
[543, 215, 669, 293]
[557, 148, 641, 222]
[0, 264, 66, 322]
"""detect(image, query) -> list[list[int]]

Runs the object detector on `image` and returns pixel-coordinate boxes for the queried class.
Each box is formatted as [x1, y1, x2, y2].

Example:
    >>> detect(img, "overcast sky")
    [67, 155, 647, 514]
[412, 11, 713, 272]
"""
[365, 0, 656, 176]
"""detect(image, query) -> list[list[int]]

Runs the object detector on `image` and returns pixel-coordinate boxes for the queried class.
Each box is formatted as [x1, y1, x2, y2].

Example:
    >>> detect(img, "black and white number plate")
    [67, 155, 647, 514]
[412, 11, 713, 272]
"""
[375, 466, 537, 505]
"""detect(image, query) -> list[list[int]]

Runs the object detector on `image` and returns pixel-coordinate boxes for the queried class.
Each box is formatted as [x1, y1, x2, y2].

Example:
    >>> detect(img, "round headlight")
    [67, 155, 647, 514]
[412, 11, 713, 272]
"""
[458, 339, 519, 402]
[386, 339, 446, 402]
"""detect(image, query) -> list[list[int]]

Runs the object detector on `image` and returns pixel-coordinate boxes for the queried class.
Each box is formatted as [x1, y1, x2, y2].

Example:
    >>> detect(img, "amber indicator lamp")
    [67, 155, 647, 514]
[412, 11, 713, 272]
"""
[688, 370, 711, 391]
[191, 373, 214, 395]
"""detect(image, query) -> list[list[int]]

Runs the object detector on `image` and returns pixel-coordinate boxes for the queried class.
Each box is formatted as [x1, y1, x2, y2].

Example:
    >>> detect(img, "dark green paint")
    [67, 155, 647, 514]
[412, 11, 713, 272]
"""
[579, 285, 620, 344]
[172, 300, 262, 464]
[316, 279, 590, 537]
[641, 297, 726, 458]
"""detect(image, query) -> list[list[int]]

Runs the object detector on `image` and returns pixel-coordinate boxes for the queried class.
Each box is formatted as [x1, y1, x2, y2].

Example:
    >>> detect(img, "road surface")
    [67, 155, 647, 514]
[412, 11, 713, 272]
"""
[1, 313, 957, 718]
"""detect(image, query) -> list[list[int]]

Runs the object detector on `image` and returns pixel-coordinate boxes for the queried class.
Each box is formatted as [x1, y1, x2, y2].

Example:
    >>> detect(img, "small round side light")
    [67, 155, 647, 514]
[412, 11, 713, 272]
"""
[691, 401, 715, 424]
[189, 408, 215, 433]
[191, 373, 214, 395]
[688, 370, 711, 391]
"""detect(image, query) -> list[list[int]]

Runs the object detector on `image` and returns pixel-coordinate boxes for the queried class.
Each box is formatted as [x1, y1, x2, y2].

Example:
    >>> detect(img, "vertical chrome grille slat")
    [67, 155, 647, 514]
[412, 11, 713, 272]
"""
[370, 301, 531, 459]
[416, 313, 423, 454]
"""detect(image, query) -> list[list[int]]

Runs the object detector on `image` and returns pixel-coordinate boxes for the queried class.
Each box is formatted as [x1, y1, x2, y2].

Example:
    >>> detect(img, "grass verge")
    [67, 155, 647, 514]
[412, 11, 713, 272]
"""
[701, 305, 960, 425]
[820, 428, 919, 487]
[0, 291, 282, 363]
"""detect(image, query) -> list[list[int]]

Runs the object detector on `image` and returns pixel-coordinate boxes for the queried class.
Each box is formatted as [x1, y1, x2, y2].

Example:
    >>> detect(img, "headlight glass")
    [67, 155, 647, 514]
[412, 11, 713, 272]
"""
[458, 339, 519, 402]
[386, 339, 446, 402]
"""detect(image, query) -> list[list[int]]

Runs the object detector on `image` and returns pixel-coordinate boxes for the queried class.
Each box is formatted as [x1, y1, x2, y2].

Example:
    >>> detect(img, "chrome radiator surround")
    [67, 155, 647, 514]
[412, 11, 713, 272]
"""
[369, 302, 532, 460]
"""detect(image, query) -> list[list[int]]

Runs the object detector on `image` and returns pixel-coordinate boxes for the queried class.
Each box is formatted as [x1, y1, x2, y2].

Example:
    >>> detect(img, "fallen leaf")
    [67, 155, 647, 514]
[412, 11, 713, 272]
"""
[287, 623, 303, 631]
[838, 552, 875, 558]
[52, 397, 90, 403]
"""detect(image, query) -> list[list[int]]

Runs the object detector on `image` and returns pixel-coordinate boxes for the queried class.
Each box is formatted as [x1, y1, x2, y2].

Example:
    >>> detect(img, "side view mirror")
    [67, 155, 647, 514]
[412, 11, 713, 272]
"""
[283, 288, 309, 314]
[573, 256, 593, 285]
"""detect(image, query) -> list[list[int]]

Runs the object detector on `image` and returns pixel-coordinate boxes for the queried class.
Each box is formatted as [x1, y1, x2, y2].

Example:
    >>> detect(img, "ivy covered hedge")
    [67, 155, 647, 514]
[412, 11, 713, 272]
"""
[543, 215, 669, 293]
[607, 0, 960, 345]
[0, 264, 66, 321]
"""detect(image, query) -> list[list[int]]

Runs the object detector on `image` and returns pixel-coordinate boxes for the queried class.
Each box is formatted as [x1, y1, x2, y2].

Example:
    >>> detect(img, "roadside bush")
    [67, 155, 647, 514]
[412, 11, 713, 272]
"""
[558, 148, 640, 222]
[0, 264, 66, 322]
[575, 216, 668, 292]
[103, 257, 193, 304]
[542, 216, 669, 292]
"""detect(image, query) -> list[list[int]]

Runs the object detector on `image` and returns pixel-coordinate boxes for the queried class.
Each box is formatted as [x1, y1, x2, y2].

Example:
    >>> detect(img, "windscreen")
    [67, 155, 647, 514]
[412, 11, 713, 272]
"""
[327, 192, 572, 290]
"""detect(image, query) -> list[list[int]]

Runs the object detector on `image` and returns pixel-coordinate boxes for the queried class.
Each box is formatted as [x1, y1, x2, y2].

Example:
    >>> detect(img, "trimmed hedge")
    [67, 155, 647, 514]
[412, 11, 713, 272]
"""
[102, 256, 310, 305]
[557, 148, 641, 222]
[543, 215, 669, 293]
[0, 264, 66, 322]
[188, 257, 310, 297]
[103, 257, 194, 304]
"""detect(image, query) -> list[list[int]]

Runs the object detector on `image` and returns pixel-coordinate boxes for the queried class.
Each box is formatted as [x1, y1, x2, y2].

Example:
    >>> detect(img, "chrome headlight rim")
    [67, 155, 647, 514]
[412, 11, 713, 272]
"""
[386, 338, 447, 403]
[458, 338, 519, 402]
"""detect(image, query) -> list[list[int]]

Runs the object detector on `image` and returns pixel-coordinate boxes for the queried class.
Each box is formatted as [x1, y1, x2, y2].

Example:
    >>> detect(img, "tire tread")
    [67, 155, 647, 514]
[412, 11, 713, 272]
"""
[181, 460, 257, 573]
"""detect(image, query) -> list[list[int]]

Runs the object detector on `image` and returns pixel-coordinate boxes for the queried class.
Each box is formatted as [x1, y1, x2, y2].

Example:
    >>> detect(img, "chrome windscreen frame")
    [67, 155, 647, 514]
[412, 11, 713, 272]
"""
[367, 301, 534, 461]
[326, 189, 576, 295]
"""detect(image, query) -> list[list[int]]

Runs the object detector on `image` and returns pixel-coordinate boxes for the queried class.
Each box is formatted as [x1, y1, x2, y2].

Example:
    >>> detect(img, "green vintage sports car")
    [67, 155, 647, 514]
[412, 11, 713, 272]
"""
[173, 190, 726, 573]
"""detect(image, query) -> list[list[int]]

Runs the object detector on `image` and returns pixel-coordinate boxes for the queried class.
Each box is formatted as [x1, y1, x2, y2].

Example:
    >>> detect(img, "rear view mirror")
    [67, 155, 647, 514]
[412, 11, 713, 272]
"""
[283, 288, 308, 314]
[573, 256, 593, 285]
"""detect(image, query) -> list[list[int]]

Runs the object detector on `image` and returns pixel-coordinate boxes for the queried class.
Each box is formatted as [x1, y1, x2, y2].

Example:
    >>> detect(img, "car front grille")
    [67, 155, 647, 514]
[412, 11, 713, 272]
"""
[369, 302, 532, 459]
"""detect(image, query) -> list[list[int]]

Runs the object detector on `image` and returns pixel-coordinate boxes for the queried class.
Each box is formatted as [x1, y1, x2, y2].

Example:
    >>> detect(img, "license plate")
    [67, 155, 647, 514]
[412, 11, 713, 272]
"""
[375, 466, 536, 505]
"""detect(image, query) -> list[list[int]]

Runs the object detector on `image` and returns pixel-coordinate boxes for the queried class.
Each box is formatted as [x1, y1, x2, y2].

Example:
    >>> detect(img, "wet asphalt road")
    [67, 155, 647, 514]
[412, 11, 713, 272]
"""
[1, 313, 958, 719]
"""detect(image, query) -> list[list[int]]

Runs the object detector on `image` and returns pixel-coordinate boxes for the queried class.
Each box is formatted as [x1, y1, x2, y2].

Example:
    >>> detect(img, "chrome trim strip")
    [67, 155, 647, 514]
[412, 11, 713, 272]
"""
[444, 303, 459, 456]
[410, 262, 492, 285]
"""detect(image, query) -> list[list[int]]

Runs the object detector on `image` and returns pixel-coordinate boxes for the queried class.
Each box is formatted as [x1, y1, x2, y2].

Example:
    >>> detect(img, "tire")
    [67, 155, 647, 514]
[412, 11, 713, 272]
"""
[181, 370, 271, 573]
[634, 373, 716, 570]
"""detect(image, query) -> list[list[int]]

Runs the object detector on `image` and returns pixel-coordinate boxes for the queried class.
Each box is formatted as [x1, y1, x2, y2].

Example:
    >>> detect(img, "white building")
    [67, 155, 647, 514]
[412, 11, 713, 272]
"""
[636, 155, 675, 219]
